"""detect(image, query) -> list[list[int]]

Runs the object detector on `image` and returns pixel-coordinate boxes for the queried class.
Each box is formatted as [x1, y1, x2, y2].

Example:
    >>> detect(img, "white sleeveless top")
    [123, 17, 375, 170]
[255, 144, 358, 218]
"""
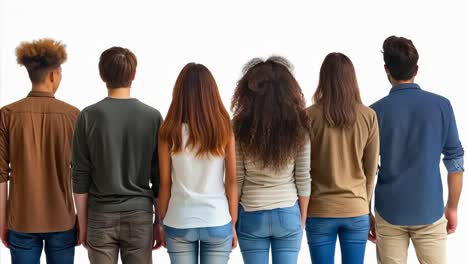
[163, 124, 231, 228]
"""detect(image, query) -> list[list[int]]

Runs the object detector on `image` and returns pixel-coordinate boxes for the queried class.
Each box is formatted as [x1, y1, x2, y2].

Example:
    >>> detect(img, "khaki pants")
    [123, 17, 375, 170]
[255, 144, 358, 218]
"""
[375, 212, 447, 264]
[87, 210, 153, 264]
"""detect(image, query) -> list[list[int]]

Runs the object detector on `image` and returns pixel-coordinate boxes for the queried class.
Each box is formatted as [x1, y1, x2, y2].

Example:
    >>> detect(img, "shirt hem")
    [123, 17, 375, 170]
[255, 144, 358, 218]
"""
[88, 199, 154, 213]
[8, 218, 76, 234]
[307, 208, 370, 218]
[375, 209, 444, 226]
[164, 217, 232, 229]
[240, 199, 298, 212]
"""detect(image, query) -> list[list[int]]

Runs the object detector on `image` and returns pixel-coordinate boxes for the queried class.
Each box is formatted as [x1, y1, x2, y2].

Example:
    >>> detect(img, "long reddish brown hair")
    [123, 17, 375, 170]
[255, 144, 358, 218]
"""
[159, 63, 232, 157]
[313, 52, 362, 128]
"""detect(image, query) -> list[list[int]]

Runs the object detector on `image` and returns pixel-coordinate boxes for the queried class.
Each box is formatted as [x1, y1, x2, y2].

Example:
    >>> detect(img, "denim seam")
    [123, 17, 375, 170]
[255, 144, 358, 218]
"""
[269, 210, 273, 236]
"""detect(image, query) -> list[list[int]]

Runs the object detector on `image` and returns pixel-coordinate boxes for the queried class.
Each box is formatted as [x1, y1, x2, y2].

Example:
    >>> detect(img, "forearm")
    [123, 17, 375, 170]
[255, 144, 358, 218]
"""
[74, 193, 88, 229]
[153, 199, 161, 225]
[368, 193, 373, 213]
[364, 162, 378, 209]
[158, 184, 170, 220]
[366, 181, 375, 210]
[226, 178, 238, 224]
[447, 171, 463, 209]
[298, 196, 310, 223]
[0, 182, 7, 229]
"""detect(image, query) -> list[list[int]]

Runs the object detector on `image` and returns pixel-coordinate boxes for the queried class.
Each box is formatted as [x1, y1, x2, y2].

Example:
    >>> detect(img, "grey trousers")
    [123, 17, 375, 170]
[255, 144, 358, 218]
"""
[87, 210, 153, 264]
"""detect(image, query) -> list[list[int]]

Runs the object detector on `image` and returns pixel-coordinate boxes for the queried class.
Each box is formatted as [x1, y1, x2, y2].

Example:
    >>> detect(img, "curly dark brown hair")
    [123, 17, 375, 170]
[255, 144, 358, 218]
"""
[16, 38, 67, 83]
[231, 56, 309, 169]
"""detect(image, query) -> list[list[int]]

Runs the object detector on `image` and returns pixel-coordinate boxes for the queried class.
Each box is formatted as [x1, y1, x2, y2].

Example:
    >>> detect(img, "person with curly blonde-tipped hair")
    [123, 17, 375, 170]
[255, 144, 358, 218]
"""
[0, 38, 80, 264]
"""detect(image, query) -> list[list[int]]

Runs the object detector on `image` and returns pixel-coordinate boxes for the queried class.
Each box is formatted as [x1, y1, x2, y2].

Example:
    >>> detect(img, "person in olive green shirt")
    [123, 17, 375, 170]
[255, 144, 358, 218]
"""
[72, 47, 163, 264]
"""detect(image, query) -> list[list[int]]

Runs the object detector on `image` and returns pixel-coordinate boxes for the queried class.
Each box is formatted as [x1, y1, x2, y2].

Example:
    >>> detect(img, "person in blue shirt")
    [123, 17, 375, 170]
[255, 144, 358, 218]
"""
[369, 36, 464, 264]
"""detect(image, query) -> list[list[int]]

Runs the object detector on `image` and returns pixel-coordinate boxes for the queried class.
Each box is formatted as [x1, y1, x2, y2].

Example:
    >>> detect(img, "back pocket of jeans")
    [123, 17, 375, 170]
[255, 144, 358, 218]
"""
[207, 223, 233, 239]
[164, 225, 192, 239]
[239, 210, 266, 235]
[278, 209, 301, 232]
[351, 215, 370, 231]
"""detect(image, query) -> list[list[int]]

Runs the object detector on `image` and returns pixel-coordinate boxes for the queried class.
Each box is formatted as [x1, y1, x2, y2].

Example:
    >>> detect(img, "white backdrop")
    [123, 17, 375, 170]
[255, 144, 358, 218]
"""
[0, 0, 467, 263]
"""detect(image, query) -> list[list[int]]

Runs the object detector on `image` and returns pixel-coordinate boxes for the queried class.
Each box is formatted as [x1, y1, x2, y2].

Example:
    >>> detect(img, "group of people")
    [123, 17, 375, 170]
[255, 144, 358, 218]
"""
[0, 35, 464, 264]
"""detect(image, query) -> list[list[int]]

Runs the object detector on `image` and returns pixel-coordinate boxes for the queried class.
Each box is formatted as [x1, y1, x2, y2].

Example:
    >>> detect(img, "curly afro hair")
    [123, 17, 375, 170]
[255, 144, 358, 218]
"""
[15, 38, 67, 83]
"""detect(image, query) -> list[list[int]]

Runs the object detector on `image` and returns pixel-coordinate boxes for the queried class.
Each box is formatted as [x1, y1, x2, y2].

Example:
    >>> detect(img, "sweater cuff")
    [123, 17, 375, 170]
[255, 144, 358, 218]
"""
[297, 189, 311, 197]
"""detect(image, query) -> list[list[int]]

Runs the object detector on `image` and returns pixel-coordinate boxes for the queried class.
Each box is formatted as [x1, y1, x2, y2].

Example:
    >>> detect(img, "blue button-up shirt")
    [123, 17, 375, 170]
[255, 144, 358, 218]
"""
[371, 83, 464, 226]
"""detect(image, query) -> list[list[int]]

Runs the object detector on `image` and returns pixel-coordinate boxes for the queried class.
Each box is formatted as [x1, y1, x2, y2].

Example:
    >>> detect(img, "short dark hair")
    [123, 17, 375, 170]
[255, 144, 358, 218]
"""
[99, 47, 137, 88]
[382, 36, 419, 81]
[16, 38, 67, 84]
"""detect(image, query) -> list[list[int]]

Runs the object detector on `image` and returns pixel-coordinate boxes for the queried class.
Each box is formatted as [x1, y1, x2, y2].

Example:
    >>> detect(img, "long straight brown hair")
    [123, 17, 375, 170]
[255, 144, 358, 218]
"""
[159, 63, 232, 157]
[313, 52, 362, 128]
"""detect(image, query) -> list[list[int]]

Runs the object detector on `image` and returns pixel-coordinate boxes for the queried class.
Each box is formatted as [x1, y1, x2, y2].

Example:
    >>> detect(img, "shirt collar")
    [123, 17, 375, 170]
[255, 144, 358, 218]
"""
[27, 91, 55, 98]
[389, 83, 421, 94]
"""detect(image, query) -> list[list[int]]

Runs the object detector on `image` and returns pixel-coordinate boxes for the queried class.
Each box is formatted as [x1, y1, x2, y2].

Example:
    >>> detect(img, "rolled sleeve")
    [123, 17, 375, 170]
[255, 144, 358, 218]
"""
[442, 101, 464, 173]
[295, 136, 311, 197]
[71, 112, 92, 193]
[444, 156, 464, 173]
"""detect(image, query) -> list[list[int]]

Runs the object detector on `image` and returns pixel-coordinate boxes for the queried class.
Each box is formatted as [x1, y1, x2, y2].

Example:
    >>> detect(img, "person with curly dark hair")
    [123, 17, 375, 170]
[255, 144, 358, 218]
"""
[0, 38, 80, 263]
[305, 53, 379, 264]
[232, 56, 311, 264]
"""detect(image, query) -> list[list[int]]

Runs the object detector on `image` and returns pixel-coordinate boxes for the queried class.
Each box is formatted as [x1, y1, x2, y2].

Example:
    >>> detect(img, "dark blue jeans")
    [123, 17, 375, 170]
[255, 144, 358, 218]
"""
[306, 215, 370, 264]
[237, 202, 303, 264]
[8, 227, 76, 264]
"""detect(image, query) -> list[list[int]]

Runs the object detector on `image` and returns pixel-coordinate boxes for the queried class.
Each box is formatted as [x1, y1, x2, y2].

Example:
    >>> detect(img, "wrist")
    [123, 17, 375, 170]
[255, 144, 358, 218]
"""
[154, 218, 163, 226]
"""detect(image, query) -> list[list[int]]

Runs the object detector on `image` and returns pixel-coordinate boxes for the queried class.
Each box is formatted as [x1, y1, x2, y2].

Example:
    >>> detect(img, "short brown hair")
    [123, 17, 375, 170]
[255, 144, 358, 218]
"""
[383, 36, 419, 81]
[99, 47, 137, 88]
[15, 38, 67, 84]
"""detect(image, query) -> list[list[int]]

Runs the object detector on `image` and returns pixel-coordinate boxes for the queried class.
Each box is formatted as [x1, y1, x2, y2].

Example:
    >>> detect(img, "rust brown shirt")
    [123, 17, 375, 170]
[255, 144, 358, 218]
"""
[0, 91, 79, 233]
[307, 104, 379, 218]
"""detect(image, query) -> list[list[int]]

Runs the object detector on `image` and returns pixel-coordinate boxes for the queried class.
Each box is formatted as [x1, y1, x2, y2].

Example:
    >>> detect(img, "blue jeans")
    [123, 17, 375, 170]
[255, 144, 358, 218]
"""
[164, 222, 233, 264]
[306, 215, 370, 264]
[8, 227, 76, 264]
[237, 202, 303, 264]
